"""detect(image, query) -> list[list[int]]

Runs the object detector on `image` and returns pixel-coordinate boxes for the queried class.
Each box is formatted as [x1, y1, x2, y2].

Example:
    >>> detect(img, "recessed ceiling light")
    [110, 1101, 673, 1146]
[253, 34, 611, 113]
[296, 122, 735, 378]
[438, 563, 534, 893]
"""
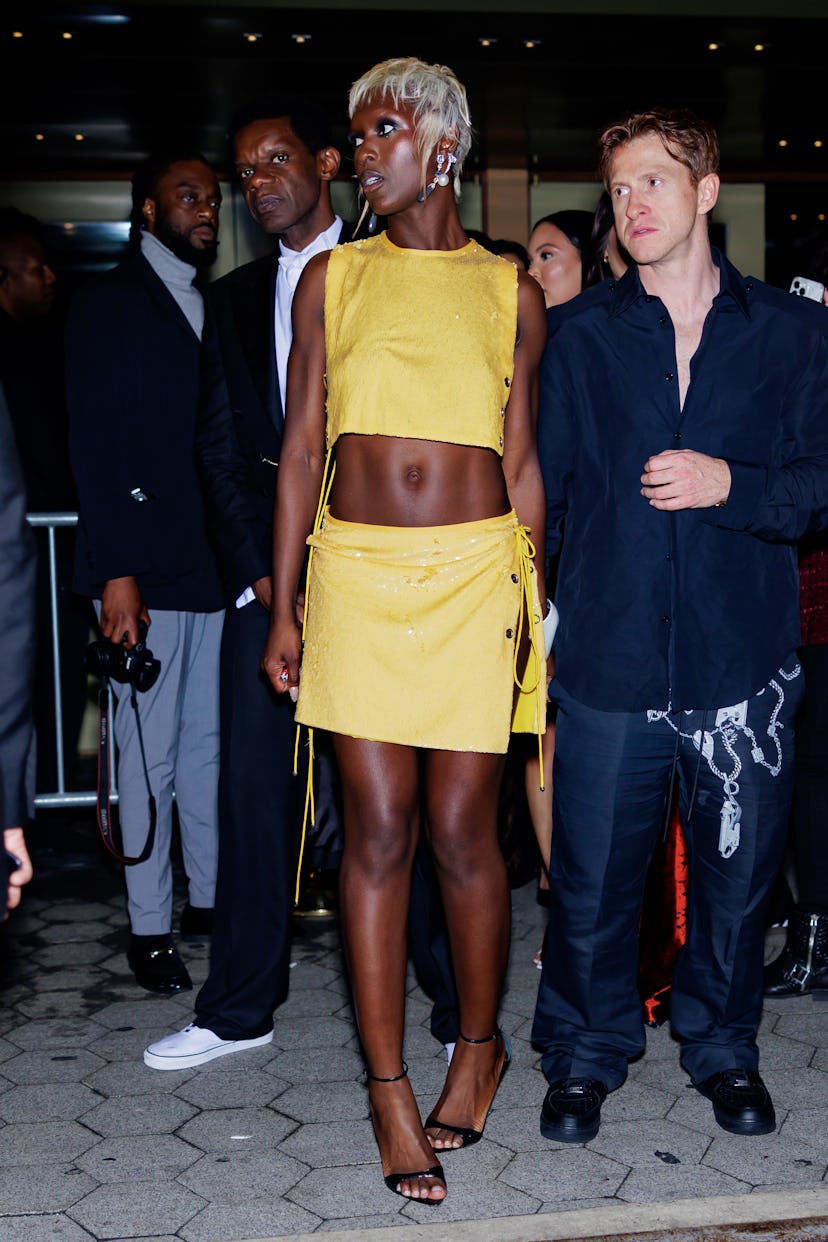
[62, 31, 73, 40]
[478, 37, 497, 47]
[291, 33, 311, 43]
[819, 213, 826, 222]
[815, 139, 824, 148]
[777, 139, 788, 147]
[523, 39, 541, 49]
[789, 212, 798, 221]
[753, 42, 765, 51]
[707, 41, 720, 51]
[74, 132, 85, 142]
[243, 32, 262, 42]
[35, 132, 44, 141]
[12, 30, 23, 38]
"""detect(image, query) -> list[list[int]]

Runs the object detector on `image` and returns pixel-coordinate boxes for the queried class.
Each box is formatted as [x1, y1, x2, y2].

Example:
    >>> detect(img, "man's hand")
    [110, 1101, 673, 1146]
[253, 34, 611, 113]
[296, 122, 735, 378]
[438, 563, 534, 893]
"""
[100, 576, 149, 647]
[252, 576, 273, 611]
[641, 450, 731, 510]
[3, 827, 33, 919]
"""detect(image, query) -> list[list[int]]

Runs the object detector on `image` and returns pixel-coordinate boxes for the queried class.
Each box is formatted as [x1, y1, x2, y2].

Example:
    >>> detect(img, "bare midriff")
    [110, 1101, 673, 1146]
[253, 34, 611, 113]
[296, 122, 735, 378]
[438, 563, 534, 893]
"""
[329, 434, 511, 528]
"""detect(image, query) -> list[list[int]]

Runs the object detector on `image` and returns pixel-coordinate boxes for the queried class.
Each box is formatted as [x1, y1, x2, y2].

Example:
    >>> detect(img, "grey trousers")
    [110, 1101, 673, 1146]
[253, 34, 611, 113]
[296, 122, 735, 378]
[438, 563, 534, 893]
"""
[99, 607, 223, 935]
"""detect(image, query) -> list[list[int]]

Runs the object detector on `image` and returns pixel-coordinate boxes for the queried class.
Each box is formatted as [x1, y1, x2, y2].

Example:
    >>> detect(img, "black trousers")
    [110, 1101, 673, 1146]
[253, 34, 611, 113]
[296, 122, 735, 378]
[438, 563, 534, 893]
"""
[533, 660, 802, 1089]
[195, 602, 302, 1039]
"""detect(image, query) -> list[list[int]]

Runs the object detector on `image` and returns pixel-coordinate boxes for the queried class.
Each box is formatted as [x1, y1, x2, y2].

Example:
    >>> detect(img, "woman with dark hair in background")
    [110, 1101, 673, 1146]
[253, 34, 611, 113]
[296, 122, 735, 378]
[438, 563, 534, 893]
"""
[527, 208, 593, 308]
[522, 208, 592, 945]
[586, 190, 630, 286]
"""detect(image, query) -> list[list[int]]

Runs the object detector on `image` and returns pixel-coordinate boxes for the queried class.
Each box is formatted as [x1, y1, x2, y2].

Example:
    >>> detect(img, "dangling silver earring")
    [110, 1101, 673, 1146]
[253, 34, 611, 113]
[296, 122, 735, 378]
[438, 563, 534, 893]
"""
[435, 151, 455, 187]
[418, 150, 457, 201]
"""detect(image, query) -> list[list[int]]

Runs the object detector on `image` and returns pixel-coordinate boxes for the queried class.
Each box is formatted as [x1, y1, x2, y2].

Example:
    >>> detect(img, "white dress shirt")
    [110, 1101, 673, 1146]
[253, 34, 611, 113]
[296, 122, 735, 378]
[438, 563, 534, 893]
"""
[273, 217, 343, 413]
[235, 216, 343, 610]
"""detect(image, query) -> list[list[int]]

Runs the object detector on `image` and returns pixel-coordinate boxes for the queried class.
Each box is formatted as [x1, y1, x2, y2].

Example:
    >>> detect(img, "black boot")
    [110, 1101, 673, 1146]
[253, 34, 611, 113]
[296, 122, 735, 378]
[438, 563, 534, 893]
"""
[764, 909, 828, 998]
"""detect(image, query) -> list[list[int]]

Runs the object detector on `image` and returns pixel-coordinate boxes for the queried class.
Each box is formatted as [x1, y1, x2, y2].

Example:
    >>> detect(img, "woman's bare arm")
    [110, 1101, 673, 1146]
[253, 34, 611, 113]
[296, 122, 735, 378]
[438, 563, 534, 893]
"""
[502, 270, 549, 590]
[262, 251, 330, 695]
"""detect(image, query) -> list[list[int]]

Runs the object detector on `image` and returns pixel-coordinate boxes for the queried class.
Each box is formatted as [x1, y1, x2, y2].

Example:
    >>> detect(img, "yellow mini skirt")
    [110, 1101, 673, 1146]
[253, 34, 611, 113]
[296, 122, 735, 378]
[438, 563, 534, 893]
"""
[295, 508, 545, 754]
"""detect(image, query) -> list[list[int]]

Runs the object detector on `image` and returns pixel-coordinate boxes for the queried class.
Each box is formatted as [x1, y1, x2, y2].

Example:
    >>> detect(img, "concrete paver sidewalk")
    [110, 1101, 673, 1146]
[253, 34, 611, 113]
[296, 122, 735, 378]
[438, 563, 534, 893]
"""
[0, 815, 827, 1241]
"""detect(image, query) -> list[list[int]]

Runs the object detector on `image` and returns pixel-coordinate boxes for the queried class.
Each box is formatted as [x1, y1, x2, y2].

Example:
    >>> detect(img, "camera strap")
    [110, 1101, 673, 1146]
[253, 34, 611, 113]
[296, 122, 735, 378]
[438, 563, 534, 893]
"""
[96, 678, 157, 866]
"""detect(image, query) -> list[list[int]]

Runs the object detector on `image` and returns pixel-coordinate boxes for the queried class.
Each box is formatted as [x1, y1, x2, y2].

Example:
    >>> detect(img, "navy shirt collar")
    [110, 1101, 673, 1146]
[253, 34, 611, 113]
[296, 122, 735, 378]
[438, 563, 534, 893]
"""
[608, 245, 752, 320]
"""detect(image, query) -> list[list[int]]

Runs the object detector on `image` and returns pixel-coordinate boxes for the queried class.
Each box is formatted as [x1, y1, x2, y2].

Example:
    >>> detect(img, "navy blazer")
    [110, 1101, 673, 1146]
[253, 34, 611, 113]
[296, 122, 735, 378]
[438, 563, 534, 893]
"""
[65, 250, 223, 612]
[196, 223, 353, 602]
[0, 382, 36, 831]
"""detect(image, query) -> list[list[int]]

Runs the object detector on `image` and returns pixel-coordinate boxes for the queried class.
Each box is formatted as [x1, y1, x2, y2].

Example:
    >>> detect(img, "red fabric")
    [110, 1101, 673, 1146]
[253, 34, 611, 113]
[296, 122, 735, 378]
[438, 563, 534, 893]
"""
[638, 802, 688, 1026]
[799, 542, 828, 647]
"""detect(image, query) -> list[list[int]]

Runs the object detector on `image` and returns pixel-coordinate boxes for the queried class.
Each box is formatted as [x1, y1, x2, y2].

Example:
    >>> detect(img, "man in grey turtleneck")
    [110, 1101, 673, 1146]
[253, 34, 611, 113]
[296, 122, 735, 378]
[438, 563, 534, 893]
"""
[66, 152, 224, 993]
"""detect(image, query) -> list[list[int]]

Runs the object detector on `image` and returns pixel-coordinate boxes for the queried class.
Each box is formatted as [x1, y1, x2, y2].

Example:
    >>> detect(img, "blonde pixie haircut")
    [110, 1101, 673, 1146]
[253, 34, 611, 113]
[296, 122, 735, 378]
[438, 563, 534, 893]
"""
[348, 56, 473, 198]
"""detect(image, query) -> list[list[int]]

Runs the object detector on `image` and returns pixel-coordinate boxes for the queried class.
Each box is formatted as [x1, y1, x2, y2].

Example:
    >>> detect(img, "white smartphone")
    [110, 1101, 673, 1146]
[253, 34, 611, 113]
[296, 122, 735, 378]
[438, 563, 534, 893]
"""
[789, 275, 826, 302]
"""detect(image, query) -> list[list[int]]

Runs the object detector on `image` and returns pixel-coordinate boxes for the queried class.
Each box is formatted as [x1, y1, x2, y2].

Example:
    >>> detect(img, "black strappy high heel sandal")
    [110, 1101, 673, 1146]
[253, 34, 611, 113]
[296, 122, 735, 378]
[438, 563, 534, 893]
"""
[424, 1029, 512, 1149]
[366, 1063, 446, 1203]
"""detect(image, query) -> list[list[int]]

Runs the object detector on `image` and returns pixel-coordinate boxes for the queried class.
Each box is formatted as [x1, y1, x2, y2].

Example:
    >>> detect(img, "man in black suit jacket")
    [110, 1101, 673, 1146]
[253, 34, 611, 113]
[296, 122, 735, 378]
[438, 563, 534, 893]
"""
[66, 152, 225, 991]
[0, 207, 90, 796]
[144, 96, 352, 1070]
[0, 380, 35, 921]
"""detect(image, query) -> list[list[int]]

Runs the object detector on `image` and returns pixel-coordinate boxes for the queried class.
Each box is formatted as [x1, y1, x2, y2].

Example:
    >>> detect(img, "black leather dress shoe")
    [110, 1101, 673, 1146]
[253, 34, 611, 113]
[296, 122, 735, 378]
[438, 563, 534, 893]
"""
[293, 869, 338, 919]
[540, 1077, 607, 1143]
[179, 904, 213, 942]
[128, 935, 192, 993]
[695, 1069, 776, 1136]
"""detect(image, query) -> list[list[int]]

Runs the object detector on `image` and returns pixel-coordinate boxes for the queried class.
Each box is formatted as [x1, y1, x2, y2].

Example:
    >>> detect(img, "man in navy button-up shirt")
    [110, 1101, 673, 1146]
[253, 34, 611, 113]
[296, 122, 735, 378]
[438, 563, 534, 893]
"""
[532, 108, 828, 1145]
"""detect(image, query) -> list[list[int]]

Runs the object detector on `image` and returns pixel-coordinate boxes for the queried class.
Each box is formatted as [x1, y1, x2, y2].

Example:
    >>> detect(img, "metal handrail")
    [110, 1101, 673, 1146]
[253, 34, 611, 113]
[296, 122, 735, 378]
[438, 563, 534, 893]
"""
[26, 511, 117, 808]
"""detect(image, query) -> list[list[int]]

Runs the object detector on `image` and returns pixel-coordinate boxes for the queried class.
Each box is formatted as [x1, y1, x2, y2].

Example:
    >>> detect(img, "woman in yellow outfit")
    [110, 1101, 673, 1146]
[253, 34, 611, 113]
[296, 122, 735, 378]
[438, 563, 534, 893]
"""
[263, 57, 548, 1205]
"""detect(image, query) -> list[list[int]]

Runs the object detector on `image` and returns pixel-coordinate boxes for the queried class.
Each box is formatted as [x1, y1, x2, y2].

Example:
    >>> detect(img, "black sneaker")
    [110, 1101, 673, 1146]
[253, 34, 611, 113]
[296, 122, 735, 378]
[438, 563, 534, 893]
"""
[540, 1077, 607, 1143]
[695, 1069, 776, 1136]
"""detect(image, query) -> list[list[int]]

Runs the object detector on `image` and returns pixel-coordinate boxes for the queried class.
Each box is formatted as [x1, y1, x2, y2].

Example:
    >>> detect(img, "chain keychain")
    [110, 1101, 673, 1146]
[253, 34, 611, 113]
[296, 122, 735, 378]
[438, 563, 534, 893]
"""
[719, 779, 742, 858]
[647, 662, 799, 859]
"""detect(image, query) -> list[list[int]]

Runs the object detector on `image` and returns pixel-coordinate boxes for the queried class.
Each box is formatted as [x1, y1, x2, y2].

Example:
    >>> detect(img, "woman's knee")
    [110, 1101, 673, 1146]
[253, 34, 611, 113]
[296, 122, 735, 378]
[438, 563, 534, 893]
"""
[429, 813, 501, 884]
[342, 808, 418, 878]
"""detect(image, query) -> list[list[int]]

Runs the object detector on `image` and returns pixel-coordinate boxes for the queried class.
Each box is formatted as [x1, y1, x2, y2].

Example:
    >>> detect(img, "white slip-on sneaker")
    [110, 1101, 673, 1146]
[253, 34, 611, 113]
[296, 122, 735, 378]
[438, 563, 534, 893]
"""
[143, 1022, 273, 1070]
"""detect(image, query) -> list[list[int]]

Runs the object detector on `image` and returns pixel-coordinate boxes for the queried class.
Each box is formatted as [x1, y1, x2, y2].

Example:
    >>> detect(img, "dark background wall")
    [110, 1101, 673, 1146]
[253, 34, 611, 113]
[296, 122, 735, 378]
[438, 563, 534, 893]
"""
[2, 0, 826, 288]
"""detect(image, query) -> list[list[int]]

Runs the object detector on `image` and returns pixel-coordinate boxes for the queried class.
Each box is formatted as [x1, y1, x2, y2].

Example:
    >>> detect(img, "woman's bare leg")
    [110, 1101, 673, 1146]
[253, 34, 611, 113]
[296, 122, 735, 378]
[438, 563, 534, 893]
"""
[422, 749, 511, 1149]
[526, 723, 555, 897]
[332, 734, 446, 1202]
[526, 724, 555, 966]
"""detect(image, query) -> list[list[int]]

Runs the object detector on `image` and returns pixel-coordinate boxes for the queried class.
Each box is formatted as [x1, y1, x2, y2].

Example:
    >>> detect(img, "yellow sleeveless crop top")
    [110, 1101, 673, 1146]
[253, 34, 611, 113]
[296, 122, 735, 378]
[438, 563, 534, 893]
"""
[323, 233, 517, 454]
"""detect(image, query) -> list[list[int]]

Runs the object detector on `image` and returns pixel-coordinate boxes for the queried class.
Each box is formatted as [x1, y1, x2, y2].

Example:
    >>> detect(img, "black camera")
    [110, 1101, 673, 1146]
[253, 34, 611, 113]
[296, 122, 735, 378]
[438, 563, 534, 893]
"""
[86, 619, 161, 692]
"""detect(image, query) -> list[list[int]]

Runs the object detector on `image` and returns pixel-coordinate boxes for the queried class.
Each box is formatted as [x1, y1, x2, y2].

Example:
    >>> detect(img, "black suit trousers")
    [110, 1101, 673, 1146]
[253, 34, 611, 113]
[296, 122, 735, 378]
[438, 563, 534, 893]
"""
[195, 600, 301, 1039]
